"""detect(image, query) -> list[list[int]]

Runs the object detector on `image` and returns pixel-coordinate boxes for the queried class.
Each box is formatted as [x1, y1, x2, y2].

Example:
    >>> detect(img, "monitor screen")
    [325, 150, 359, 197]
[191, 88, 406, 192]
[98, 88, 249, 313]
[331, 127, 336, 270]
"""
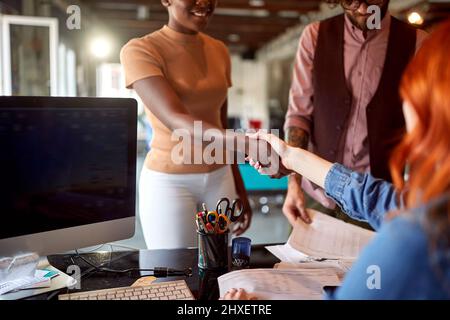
[0, 97, 137, 244]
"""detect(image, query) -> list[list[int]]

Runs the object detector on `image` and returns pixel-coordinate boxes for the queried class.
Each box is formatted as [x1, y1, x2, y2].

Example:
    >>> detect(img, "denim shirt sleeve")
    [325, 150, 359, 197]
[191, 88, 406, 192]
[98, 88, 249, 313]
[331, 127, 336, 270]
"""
[324, 164, 401, 231]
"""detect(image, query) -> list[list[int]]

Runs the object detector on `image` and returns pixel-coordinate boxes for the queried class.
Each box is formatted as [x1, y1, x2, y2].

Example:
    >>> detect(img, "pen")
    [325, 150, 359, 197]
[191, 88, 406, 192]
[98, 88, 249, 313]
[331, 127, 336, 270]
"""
[195, 218, 200, 232]
[197, 211, 207, 224]
[197, 215, 207, 233]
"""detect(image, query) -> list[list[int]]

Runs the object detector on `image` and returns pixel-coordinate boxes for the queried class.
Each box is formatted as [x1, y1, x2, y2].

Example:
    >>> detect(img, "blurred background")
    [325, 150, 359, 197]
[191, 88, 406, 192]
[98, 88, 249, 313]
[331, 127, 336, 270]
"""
[0, 0, 448, 248]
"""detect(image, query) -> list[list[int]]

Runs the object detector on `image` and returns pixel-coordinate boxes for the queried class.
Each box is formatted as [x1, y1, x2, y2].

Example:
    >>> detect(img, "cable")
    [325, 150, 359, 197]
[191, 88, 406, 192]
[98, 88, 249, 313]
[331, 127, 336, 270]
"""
[73, 250, 192, 278]
[68, 243, 140, 255]
[72, 244, 107, 254]
[105, 243, 141, 251]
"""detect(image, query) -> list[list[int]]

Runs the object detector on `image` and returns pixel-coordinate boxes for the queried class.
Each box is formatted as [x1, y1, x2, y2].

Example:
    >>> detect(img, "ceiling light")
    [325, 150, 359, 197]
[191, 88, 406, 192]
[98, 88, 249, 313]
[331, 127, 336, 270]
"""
[408, 12, 424, 25]
[249, 0, 265, 7]
[228, 34, 241, 42]
[90, 37, 112, 59]
[137, 5, 150, 20]
[278, 10, 300, 18]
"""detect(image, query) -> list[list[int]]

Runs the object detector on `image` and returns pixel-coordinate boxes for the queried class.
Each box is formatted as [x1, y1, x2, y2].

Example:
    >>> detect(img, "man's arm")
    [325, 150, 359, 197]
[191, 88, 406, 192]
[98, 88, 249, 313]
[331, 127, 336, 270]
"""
[284, 127, 311, 224]
[281, 23, 319, 226]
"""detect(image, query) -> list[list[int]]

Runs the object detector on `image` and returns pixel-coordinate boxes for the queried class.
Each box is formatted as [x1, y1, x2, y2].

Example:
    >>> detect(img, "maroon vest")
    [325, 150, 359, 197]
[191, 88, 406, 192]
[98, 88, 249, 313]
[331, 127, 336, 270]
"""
[312, 14, 416, 181]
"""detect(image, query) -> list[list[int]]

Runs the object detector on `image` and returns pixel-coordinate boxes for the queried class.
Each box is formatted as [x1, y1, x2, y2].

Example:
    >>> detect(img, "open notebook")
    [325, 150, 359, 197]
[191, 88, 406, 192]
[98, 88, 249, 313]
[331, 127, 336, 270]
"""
[218, 268, 341, 300]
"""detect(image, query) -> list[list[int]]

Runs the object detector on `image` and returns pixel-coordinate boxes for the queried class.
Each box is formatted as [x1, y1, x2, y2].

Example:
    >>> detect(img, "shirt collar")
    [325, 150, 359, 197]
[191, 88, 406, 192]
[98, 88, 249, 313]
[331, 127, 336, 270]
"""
[344, 12, 391, 43]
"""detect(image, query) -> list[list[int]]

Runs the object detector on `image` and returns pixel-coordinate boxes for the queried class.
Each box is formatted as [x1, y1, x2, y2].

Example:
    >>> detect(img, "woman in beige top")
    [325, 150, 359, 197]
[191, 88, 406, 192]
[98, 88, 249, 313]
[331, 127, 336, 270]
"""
[121, 0, 264, 249]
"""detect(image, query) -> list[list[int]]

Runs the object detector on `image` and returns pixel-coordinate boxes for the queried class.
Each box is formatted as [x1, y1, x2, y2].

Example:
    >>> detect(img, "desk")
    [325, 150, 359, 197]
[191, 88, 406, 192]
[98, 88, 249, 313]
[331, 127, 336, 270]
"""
[34, 245, 280, 300]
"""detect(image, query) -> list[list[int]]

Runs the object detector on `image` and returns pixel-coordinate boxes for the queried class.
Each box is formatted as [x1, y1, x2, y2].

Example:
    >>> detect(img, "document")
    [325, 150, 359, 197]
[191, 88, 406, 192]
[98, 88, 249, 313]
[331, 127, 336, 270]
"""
[0, 274, 49, 295]
[287, 209, 375, 260]
[273, 261, 352, 282]
[218, 209, 375, 300]
[218, 268, 340, 300]
[265, 242, 310, 264]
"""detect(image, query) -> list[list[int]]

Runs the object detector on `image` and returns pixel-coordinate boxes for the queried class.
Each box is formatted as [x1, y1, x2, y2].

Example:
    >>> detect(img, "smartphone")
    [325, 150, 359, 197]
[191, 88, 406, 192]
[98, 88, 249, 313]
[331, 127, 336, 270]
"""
[322, 286, 340, 296]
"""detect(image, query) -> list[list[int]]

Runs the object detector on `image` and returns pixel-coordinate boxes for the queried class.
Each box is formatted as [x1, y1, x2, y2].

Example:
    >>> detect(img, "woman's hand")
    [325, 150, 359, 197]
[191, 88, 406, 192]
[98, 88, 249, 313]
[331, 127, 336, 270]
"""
[247, 131, 334, 191]
[221, 288, 258, 300]
[246, 132, 294, 175]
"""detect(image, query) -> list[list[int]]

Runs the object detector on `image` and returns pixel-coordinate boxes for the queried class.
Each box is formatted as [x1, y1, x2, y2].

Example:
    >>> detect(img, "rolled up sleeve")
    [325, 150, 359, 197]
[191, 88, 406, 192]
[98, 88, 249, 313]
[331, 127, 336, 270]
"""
[324, 164, 401, 230]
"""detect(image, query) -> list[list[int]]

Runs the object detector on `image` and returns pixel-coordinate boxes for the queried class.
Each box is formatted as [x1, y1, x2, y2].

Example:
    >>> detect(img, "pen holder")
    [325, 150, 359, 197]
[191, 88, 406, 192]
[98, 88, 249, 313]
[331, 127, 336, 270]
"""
[198, 268, 226, 301]
[197, 231, 229, 270]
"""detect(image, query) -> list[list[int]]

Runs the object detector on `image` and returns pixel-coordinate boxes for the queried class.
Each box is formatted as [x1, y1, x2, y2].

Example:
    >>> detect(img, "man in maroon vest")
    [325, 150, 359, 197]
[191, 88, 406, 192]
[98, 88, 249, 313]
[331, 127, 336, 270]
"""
[282, 0, 427, 227]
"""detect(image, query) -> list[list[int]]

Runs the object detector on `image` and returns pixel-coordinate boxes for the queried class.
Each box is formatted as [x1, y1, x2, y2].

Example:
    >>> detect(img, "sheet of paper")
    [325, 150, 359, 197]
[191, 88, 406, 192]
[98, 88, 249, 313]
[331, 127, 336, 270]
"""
[20, 270, 53, 289]
[274, 261, 350, 282]
[218, 268, 340, 300]
[0, 261, 77, 300]
[265, 243, 310, 264]
[0, 275, 48, 295]
[131, 276, 157, 287]
[288, 209, 375, 260]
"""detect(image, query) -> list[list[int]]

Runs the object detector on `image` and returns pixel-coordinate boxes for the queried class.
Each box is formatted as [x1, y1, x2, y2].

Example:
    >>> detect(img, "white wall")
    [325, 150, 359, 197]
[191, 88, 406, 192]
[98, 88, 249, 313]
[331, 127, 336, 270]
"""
[228, 55, 269, 129]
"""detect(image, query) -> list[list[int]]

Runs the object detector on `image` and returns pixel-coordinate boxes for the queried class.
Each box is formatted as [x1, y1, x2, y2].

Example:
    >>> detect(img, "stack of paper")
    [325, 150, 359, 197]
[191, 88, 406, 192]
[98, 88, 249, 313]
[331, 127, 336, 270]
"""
[0, 269, 58, 296]
[217, 209, 375, 300]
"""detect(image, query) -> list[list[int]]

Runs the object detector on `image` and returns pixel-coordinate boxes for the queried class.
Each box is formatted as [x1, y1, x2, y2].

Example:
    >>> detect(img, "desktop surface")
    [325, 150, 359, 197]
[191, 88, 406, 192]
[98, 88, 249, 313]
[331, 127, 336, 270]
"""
[37, 245, 280, 300]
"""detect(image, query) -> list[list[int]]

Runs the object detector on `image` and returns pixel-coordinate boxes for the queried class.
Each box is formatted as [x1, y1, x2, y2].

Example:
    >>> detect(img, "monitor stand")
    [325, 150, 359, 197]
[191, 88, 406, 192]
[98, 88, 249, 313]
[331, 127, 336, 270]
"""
[0, 256, 76, 300]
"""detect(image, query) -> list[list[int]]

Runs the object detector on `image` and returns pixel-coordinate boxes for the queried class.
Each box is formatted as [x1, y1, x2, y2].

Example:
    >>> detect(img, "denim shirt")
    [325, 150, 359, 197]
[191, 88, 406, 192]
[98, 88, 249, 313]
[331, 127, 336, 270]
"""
[323, 164, 450, 300]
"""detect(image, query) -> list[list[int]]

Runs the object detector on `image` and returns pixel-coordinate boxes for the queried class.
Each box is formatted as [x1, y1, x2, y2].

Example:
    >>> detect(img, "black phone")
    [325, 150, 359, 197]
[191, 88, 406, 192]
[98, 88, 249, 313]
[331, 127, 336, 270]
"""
[322, 286, 340, 296]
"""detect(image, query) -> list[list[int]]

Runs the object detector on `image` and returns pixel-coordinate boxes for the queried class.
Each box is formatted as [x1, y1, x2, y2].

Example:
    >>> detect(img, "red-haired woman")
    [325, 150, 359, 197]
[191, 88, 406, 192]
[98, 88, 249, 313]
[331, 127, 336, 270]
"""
[229, 19, 450, 300]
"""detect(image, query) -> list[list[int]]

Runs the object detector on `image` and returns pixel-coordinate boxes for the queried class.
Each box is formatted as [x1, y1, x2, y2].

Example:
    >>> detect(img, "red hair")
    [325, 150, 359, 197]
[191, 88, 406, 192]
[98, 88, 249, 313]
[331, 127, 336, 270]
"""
[390, 20, 450, 229]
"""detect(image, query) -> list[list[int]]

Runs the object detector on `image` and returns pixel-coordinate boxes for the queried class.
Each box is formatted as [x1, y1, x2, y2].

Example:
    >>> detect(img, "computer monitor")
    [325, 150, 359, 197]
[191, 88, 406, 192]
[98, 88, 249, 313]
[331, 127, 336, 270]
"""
[0, 97, 137, 257]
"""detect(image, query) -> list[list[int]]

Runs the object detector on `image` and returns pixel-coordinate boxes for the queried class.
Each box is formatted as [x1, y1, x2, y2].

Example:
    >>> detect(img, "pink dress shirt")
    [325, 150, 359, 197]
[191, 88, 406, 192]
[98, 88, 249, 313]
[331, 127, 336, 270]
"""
[284, 14, 428, 208]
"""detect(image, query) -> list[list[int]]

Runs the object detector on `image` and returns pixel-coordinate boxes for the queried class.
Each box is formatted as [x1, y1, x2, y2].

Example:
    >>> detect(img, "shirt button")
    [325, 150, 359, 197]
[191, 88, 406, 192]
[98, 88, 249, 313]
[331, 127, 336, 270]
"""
[336, 125, 342, 131]
[330, 150, 336, 156]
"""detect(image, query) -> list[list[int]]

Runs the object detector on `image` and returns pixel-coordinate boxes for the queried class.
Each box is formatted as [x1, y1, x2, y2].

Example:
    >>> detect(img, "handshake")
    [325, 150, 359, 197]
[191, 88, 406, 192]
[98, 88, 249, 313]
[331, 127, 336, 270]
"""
[245, 131, 295, 178]
[245, 130, 327, 226]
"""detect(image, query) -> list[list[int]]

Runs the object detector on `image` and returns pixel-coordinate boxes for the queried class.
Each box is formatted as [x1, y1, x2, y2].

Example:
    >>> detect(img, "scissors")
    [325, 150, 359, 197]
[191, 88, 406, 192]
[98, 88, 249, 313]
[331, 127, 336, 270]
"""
[206, 211, 219, 224]
[205, 210, 230, 234]
[214, 214, 230, 234]
[215, 198, 244, 222]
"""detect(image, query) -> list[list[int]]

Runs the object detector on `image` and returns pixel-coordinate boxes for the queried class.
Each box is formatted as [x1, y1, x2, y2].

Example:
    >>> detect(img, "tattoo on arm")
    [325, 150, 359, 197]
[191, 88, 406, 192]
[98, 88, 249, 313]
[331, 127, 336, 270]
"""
[285, 127, 309, 149]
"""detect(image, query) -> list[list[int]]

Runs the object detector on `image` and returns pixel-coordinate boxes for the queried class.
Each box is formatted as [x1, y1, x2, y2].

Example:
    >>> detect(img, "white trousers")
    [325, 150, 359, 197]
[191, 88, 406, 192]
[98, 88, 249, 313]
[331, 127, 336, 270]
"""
[139, 165, 237, 249]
